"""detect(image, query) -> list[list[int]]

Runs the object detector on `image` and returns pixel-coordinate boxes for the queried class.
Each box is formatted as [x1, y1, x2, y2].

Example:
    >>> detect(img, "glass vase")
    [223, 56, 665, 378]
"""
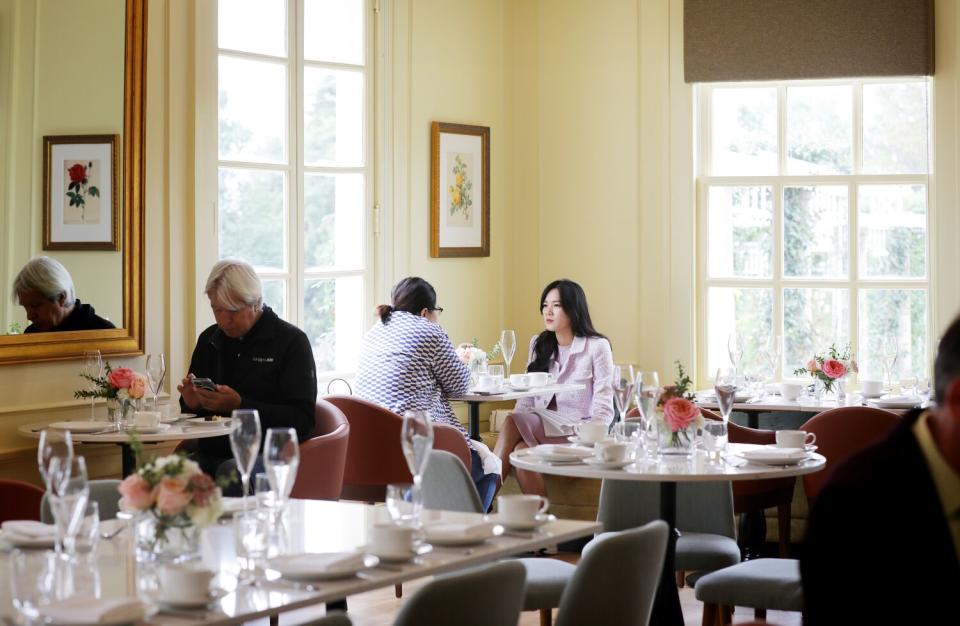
[657, 423, 697, 456]
[109, 398, 141, 430]
[469, 358, 488, 387]
[834, 376, 846, 405]
[135, 512, 201, 563]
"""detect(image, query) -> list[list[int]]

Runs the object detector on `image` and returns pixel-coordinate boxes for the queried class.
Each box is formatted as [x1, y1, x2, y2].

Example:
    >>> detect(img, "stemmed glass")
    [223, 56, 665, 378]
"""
[727, 333, 744, 377]
[230, 409, 262, 511]
[764, 335, 782, 390]
[706, 368, 737, 462]
[80, 350, 103, 420]
[38, 429, 73, 556]
[634, 371, 661, 456]
[263, 427, 300, 511]
[400, 410, 434, 525]
[612, 364, 636, 419]
[146, 353, 166, 411]
[499, 330, 517, 375]
[882, 336, 899, 391]
[48, 456, 90, 559]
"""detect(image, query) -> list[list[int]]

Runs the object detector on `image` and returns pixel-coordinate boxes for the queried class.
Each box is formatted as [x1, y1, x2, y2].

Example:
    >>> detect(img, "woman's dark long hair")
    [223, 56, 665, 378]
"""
[376, 277, 438, 324]
[527, 279, 606, 372]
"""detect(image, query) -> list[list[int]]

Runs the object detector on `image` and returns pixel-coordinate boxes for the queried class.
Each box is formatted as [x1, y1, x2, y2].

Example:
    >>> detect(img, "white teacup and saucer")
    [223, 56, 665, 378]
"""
[365, 524, 433, 563]
[156, 564, 226, 609]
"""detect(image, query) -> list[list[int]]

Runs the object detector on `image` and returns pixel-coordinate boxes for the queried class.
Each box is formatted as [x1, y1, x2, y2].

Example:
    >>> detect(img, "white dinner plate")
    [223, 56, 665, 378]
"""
[363, 543, 433, 564]
[583, 457, 634, 470]
[867, 397, 919, 409]
[160, 413, 196, 424]
[525, 445, 594, 463]
[763, 443, 818, 453]
[737, 450, 809, 466]
[46, 421, 111, 433]
[565, 435, 614, 447]
[157, 586, 229, 609]
[268, 553, 379, 581]
[488, 513, 557, 532]
[696, 391, 752, 403]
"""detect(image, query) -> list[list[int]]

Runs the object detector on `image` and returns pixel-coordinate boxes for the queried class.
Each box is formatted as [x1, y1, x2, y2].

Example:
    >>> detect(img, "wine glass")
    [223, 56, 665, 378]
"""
[727, 333, 744, 376]
[714, 368, 737, 423]
[764, 335, 782, 382]
[146, 353, 166, 411]
[263, 428, 299, 511]
[882, 336, 899, 390]
[612, 364, 636, 419]
[80, 350, 103, 420]
[48, 455, 89, 558]
[499, 330, 517, 375]
[400, 410, 434, 525]
[634, 371, 660, 455]
[38, 429, 73, 490]
[230, 409, 262, 511]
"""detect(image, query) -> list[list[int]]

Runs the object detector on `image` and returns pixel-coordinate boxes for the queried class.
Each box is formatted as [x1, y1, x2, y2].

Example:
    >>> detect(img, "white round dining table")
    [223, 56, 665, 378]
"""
[510, 444, 826, 626]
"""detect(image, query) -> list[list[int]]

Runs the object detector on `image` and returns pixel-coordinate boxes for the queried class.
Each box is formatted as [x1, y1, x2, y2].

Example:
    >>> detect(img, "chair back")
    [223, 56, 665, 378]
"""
[289, 399, 351, 501]
[556, 521, 669, 626]
[0, 480, 45, 523]
[599, 478, 735, 539]
[302, 612, 352, 626]
[799, 406, 899, 500]
[421, 450, 483, 513]
[41, 479, 121, 523]
[325, 395, 472, 502]
[393, 560, 526, 626]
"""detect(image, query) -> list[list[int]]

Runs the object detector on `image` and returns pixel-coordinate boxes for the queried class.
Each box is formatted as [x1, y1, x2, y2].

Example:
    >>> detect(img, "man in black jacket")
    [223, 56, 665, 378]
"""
[178, 259, 317, 487]
[13, 256, 115, 332]
[801, 316, 960, 623]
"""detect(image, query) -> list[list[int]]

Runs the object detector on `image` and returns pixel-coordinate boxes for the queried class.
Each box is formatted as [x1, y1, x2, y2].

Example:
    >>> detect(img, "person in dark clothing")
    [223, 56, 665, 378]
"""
[12, 256, 115, 333]
[801, 315, 960, 624]
[178, 259, 317, 490]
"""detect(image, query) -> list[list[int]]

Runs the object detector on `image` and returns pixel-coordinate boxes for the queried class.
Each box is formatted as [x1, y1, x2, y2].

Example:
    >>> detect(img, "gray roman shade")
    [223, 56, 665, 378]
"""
[684, 0, 934, 83]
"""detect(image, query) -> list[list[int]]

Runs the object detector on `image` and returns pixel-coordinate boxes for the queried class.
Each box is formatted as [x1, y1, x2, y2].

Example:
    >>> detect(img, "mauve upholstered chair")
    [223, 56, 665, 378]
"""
[0, 479, 45, 523]
[289, 399, 350, 501]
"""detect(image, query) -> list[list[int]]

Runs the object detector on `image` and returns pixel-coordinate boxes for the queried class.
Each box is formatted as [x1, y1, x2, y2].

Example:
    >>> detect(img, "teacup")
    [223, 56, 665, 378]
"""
[497, 494, 549, 526]
[527, 372, 554, 387]
[133, 411, 161, 429]
[509, 374, 531, 388]
[159, 564, 215, 603]
[779, 383, 803, 401]
[369, 523, 415, 557]
[859, 379, 883, 396]
[594, 441, 628, 463]
[776, 429, 816, 449]
[475, 374, 500, 392]
[574, 421, 608, 443]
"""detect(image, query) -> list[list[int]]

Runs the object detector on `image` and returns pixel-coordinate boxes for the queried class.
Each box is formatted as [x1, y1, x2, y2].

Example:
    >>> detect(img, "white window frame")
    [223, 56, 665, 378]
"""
[695, 78, 933, 384]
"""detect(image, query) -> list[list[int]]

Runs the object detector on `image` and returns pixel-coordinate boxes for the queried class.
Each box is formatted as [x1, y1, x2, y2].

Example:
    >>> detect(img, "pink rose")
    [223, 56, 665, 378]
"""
[188, 473, 218, 507]
[118, 474, 156, 510]
[806, 359, 819, 373]
[127, 373, 147, 399]
[107, 367, 136, 390]
[821, 359, 847, 379]
[663, 397, 699, 433]
[156, 476, 192, 516]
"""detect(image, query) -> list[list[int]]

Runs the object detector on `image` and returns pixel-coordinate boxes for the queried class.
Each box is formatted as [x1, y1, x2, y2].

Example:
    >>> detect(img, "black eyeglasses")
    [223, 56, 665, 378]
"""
[430, 307, 444, 313]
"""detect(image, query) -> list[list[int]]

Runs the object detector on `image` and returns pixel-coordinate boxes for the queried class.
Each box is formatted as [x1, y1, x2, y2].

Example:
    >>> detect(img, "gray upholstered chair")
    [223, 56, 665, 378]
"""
[421, 450, 483, 513]
[392, 560, 526, 626]
[301, 612, 352, 626]
[554, 520, 669, 626]
[40, 479, 122, 523]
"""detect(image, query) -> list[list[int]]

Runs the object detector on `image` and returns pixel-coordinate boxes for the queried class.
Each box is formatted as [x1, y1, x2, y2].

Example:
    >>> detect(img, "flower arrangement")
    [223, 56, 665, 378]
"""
[74, 363, 148, 402]
[656, 362, 703, 451]
[448, 154, 473, 219]
[119, 454, 222, 555]
[792, 343, 858, 393]
[456, 338, 501, 366]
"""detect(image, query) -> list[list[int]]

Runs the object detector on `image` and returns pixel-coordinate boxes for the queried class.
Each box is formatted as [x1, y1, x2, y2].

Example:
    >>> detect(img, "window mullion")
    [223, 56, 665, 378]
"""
[291, 0, 305, 329]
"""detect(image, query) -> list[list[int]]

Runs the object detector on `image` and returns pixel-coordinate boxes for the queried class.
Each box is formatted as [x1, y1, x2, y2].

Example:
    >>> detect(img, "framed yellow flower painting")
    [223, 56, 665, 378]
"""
[431, 122, 490, 257]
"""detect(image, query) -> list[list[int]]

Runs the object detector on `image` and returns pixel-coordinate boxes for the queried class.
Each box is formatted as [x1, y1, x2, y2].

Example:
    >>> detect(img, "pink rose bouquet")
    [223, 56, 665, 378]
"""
[119, 454, 222, 552]
[663, 398, 700, 433]
[75, 362, 149, 401]
[655, 366, 704, 451]
[793, 343, 857, 393]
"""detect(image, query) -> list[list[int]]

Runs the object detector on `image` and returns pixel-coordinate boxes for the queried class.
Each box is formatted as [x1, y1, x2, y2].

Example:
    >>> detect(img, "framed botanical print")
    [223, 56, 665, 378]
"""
[431, 122, 490, 257]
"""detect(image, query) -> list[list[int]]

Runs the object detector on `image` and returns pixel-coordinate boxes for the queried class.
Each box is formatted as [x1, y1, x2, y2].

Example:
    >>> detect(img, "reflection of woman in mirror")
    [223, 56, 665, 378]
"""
[12, 256, 115, 333]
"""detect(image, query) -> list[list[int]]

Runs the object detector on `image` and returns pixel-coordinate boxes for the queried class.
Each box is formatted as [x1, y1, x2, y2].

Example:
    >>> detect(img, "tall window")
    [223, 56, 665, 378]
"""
[697, 79, 931, 383]
[216, 0, 372, 376]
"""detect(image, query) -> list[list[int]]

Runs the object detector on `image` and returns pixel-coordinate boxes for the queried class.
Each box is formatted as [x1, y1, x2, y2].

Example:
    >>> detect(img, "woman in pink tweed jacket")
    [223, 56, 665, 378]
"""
[493, 279, 614, 495]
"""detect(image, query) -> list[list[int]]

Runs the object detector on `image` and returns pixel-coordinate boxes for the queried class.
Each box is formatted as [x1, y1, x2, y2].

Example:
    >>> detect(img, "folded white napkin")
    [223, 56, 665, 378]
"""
[423, 521, 493, 542]
[468, 439, 502, 476]
[272, 552, 365, 577]
[1, 520, 57, 538]
[535, 444, 594, 458]
[220, 497, 246, 514]
[39, 596, 146, 624]
[878, 394, 913, 402]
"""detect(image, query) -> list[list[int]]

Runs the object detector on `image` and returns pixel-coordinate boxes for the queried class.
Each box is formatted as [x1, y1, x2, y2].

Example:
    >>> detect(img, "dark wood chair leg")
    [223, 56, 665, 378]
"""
[676, 570, 686, 588]
[539, 608, 552, 626]
[269, 615, 279, 626]
[777, 502, 792, 557]
[701, 603, 717, 626]
[755, 607, 767, 620]
[721, 604, 734, 625]
[395, 583, 402, 598]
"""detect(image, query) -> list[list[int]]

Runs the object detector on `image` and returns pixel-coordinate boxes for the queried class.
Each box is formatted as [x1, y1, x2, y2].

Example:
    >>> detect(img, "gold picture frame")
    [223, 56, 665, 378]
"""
[430, 122, 490, 257]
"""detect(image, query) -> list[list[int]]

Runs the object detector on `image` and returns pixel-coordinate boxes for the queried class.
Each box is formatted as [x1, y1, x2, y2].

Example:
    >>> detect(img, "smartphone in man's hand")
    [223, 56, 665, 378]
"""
[192, 377, 217, 391]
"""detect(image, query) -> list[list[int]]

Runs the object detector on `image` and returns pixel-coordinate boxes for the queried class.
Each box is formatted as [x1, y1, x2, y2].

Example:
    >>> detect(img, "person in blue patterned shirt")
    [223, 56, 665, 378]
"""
[355, 277, 499, 510]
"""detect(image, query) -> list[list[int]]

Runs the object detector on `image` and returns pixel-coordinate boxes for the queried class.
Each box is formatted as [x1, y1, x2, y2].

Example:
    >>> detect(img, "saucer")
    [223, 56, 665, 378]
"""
[566, 435, 613, 447]
[859, 391, 884, 399]
[507, 384, 531, 391]
[365, 543, 433, 563]
[489, 513, 557, 531]
[157, 587, 229, 609]
[469, 387, 504, 395]
[583, 457, 633, 470]
[764, 443, 818, 452]
[0, 528, 56, 549]
[268, 553, 378, 581]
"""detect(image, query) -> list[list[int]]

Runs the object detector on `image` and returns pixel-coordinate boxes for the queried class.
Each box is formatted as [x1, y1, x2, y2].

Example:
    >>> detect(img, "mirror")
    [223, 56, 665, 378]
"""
[0, 0, 145, 364]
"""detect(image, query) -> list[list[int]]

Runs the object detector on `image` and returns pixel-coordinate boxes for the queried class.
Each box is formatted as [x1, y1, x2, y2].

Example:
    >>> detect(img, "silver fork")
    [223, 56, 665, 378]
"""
[100, 524, 127, 540]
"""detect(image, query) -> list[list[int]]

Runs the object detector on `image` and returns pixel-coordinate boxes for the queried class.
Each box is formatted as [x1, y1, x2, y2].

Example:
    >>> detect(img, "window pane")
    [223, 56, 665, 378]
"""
[219, 56, 287, 163]
[304, 173, 364, 271]
[304, 0, 364, 65]
[219, 0, 286, 57]
[859, 289, 928, 381]
[304, 68, 364, 166]
[261, 279, 286, 320]
[783, 288, 850, 376]
[711, 87, 777, 175]
[707, 186, 773, 278]
[707, 287, 773, 376]
[218, 168, 286, 271]
[862, 82, 929, 174]
[783, 185, 848, 278]
[304, 276, 364, 373]
[858, 184, 926, 278]
[786, 85, 852, 174]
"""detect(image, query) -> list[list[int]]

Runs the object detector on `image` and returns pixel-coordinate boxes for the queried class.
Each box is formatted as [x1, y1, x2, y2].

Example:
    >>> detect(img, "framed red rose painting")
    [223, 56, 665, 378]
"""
[42, 134, 120, 250]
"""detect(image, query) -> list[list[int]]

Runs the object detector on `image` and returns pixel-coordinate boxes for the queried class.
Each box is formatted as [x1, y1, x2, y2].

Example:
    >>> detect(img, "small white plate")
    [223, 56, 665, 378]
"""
[184, 416, 231, 427]
[364, 543, 433, 563]
[737, 451, 809, 466]
[423, 523, 497, 546]
[268, 553, 379, 581]
[46, 421, 111, 433]
[0, 529, 56, 549]
[867, 397, 919, 409]
[583, 457, 633, 470]
[763, 443, 818, 453]
[489, 513, 557, 531]
[160, 413, 196, 424]
[565, 435, 614, 447]
[157, 587, 229, 609]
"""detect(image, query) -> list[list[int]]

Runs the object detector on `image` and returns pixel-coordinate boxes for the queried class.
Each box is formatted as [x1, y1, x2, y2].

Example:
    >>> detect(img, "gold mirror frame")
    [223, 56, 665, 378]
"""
[0, 0, 145, 365]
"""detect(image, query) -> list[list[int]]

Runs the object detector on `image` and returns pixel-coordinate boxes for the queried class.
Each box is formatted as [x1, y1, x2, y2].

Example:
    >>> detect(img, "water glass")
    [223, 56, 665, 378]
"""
[613, 420, 642, 460]
[48, 455, 90, 557]
[75, 502, 100, 553]
[702, 421, 728, 463]
[234, 509, 268, 583]
[263, 427, 300, 510]
[386, 483, 419, 526]
[487, 364, 505, 384]
[9, 550, 59, 622]
[230, 409, 262, 511]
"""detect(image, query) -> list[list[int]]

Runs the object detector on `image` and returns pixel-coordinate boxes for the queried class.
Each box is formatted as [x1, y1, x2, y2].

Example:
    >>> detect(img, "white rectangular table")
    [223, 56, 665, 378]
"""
[451, 383, 586, 439]
[0, 499, 601, 625]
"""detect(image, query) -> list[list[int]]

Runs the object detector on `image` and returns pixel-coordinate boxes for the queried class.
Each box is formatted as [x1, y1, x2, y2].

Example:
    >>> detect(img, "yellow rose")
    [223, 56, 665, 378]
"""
[456, 172, 464, 187]
[451, 188, 461, 206]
